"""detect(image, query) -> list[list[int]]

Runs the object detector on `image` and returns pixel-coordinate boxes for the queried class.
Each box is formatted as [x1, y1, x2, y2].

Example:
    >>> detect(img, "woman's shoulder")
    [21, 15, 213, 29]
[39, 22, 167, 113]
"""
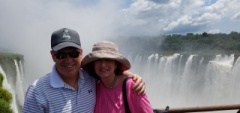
[122, 76, 135, 86]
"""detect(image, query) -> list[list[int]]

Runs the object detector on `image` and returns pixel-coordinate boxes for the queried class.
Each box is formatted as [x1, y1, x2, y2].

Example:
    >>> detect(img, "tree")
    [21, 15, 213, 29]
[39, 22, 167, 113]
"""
[0, 73, 13, 113]
[202, 32, 208, 37]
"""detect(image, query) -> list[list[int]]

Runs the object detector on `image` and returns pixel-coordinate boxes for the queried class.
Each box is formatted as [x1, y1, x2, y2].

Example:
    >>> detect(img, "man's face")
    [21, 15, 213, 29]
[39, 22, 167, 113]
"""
[51, 47, 82, 79]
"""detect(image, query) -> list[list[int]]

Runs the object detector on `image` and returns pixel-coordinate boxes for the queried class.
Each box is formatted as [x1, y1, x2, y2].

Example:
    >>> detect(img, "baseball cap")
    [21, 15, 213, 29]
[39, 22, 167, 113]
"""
[51, 28, 81, 51]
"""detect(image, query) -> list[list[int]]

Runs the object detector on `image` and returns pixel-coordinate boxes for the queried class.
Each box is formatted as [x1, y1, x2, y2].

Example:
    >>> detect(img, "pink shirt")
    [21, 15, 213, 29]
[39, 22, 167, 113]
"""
[94, 77, 153, 113]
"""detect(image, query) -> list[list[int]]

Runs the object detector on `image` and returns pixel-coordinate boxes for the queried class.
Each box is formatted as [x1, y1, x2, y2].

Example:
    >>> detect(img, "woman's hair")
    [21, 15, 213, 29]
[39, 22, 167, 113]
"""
[84, 60, 124, 80]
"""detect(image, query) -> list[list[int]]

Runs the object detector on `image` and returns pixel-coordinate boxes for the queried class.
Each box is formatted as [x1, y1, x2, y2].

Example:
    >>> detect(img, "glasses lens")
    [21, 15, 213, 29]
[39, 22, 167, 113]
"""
[54, 51, 80, 59]
[68, 51, 80, 58]
[55, 52, 67, 59]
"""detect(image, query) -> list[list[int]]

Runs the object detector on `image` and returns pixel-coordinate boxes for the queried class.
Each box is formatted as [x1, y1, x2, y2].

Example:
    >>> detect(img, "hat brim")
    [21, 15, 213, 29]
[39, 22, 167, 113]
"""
[52, 42, 81, 51]
[82, 51, 131, 71]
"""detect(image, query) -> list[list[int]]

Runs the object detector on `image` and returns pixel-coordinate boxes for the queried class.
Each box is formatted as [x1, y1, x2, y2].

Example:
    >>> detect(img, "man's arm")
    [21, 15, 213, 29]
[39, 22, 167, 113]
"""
[123, 71, 146, 95]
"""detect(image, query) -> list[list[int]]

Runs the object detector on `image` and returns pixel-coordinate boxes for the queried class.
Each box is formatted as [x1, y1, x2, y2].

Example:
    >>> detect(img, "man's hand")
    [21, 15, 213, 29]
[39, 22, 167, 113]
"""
[123, 71, 146, 95]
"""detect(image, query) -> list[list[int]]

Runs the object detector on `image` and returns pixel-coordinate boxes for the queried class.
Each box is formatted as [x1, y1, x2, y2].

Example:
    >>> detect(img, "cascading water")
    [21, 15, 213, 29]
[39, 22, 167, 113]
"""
[128, 54, 240, 113]
[0, 56, 24, 113]
[0, 66, 18, 113]
[13, 59, 25, 106]
[1, 53, 239, 113]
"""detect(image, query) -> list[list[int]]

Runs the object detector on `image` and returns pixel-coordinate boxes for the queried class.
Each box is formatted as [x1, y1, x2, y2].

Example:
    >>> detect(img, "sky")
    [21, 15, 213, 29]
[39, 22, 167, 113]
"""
[0, 0, 240, 88]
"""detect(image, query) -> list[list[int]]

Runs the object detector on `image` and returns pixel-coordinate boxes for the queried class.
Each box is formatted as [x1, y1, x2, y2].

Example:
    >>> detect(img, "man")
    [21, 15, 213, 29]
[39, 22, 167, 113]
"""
[22, 28, 145, 113]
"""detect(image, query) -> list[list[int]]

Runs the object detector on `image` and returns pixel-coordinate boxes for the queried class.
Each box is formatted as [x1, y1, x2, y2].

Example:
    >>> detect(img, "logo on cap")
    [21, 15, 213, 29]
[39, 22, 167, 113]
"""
[62, 29, 71, 39]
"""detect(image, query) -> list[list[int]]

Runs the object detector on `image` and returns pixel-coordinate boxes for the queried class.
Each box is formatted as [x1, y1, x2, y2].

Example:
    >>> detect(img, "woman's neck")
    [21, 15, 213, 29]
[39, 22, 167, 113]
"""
[101, 75, 117, 89]
[101, 75, 125, 89]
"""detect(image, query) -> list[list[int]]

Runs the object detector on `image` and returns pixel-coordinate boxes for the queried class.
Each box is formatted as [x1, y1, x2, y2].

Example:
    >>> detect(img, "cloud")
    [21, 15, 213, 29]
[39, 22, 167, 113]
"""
[0, 0, 124, 87]
[148, 0, 169, 4]
[231, 12, 240, 20]
[119, 0, 240, 35]
[163, 15, 206, 33]
[1, 0, 240, 87]
[208, 29, 220, 34]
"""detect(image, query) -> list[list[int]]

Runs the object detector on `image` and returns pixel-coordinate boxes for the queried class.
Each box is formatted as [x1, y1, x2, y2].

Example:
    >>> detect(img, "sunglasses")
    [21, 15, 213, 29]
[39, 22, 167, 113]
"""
[54, 51, 80, 59]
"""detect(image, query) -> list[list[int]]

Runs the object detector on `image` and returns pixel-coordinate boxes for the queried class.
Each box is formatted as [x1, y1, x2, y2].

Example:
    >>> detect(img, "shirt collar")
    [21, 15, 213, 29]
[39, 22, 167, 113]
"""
[50, 65, 84, 88]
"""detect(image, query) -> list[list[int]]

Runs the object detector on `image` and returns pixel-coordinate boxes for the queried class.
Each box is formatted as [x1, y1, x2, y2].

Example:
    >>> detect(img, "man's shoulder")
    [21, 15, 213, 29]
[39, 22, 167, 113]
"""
[29, 73, 51, 89]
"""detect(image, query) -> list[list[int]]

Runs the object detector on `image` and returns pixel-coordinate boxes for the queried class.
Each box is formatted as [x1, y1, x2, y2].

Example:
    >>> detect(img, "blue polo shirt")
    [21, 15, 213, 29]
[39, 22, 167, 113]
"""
[22, 66, 96, 113]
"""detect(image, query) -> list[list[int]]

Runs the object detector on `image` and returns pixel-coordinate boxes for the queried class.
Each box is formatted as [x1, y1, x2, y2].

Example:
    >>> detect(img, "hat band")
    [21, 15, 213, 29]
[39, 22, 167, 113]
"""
[92, 46, 118, 53]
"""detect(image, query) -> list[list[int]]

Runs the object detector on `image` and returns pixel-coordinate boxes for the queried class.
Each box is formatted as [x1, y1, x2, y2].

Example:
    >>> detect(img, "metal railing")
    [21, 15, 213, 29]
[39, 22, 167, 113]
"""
[155, 104, 240, 113]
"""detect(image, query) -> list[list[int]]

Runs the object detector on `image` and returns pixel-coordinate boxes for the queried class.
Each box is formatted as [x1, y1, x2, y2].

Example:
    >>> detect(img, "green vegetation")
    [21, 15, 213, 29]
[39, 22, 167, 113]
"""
[0, 53, 23, 63]
[0, 99, 13, 113]
[0, 73, 13, 113]
[0, 87, 12, 104]
[113, 31, 240, 56]
[160, 32, 240, 55]
[0, 53, 24, 61]
[0, 73, 3, 87]
[0, 53, 24, 112]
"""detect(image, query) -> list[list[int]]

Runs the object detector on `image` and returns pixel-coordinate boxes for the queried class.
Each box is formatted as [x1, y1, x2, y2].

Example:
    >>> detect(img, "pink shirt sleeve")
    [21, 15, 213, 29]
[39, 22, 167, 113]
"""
[126, 78, 154, 113]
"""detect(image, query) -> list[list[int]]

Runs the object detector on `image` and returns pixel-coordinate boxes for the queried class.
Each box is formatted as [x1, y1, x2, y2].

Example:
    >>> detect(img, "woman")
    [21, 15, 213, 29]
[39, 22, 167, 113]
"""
[81, 41, 153, 113]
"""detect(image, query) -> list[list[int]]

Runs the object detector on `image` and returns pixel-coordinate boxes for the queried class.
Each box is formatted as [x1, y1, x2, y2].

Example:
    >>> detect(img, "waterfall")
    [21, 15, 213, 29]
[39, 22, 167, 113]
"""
[0, 56, 24, 113]
[1, 53, 239, 113]
[0, 66, 19, 113]
[128, 54, 240, 113]
[14, 59, 25, 106]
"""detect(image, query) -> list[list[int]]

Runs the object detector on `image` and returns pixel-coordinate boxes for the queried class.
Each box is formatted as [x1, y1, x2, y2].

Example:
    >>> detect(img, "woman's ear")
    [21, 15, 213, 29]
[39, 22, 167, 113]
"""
[114, 61, 119, 69]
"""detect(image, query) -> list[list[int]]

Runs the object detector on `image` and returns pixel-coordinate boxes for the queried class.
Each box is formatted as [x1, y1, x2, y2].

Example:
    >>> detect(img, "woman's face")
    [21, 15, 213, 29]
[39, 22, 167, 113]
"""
[94, 59, 117, 79]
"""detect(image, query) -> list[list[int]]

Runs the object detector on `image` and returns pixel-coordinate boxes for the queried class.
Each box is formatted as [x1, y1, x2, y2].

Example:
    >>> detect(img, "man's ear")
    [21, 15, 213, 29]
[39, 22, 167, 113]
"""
[78, 49, 83, 58]
[50, 50, 56, 62]
[79, 49, 83, 55]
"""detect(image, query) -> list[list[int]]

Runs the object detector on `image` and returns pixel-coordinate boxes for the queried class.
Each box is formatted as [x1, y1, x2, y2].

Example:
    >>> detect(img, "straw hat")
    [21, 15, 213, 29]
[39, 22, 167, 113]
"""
[81, 41, 131, 71]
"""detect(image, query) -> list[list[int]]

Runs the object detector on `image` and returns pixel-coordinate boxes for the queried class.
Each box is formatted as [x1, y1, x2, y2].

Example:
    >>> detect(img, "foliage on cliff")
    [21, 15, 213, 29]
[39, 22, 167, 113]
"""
[0, 74, 3, 87]
[0, 73, 13, 113]
[113, 31, 240, 56]
[0, 53, 24, 81]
